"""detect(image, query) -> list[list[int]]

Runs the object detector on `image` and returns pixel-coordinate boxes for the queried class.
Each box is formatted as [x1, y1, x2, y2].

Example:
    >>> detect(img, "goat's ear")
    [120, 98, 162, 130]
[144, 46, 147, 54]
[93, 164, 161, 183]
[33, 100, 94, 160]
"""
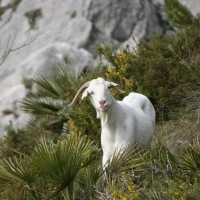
[107, 81, 119, 88]
[82, 88, 89, 99]
[107, 81, 126, 93]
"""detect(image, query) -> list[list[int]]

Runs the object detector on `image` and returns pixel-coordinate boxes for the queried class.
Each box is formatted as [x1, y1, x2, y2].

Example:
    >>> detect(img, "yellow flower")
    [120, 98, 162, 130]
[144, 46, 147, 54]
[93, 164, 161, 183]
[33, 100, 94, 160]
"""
[118, 51, 127, 61]
[174, 191, 179, 196]
[125, 78, 134, 87]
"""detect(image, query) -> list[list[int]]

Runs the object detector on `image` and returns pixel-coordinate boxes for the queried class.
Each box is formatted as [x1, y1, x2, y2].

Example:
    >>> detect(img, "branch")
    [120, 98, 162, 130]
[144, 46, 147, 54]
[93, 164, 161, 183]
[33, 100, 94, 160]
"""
[0, 30, 38, 65]
[0, 0, 22, 30]
[0, 11, 13, 30]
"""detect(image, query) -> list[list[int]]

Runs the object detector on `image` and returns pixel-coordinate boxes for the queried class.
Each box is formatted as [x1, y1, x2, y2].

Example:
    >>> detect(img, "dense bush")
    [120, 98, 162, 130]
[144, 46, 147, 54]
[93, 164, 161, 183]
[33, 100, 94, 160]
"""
[0, 125, 56, 159]
[97, 23, 200, 120]
[0, 133, 103, 199]
[1, 119, 200, 199]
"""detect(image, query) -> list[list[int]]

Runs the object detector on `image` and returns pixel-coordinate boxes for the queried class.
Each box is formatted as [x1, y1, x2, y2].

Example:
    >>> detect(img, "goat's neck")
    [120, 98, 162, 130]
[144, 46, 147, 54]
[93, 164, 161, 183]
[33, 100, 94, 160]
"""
[99, 96, 119, 128]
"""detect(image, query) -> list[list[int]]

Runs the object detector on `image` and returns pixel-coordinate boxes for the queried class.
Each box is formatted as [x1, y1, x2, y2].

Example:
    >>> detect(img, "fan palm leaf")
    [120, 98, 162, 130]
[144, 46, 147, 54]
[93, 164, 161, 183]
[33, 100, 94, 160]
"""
[21, 97, 66, 115]
[0, 156, 37, 184]
[21, 96, 68, 132]
[75, 165, 104, 199]
[20, 63, 84, 132]
[105, 147, 146, 181]
[33, 134, 99, 196]
[0, 133, 101, 199]
[0, 155, 38, 199]
[34, 63, 78, 99]
[177, 137, 200, 181]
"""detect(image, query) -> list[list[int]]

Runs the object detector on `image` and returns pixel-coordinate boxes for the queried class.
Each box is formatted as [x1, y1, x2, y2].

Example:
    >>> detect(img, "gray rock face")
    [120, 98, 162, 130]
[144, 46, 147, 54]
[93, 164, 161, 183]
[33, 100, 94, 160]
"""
[87, 0, 162, 43]
[0, 0, 199, 136]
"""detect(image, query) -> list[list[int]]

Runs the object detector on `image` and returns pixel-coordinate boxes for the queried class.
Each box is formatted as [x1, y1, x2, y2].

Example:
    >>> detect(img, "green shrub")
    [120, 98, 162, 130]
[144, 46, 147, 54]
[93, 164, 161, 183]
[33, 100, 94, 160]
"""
[0, 125, 55, 159]
[21, 63, 106, 143]
[97, 24, 200, 120]
[0, 133, 102, 199]
[164, 0, 200, 28]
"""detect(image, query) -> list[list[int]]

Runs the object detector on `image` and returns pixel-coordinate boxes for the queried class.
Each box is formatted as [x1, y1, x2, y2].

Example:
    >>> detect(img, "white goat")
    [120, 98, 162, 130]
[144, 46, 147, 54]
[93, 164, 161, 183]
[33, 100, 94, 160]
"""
[69, 78, 155, 167]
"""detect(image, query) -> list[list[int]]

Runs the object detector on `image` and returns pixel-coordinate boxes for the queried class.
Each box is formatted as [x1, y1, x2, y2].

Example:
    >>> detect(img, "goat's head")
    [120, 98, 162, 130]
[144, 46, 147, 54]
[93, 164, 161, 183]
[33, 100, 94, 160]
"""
[69, 78, 125, 112]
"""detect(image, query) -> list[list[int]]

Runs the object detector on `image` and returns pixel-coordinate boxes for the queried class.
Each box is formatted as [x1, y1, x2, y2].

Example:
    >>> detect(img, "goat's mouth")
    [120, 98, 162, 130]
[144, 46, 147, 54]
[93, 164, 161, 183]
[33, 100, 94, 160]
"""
[99, 105, 108, 111]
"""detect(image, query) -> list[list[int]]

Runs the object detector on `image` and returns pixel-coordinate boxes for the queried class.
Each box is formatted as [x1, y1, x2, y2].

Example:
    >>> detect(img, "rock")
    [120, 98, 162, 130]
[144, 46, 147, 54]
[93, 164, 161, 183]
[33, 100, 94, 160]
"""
[86, 0, 163, 49]
[0, 84, 29, 136]
[20, 42, 94, 79]
[0, 0, 95, 136]
[0, 42, 94, 136]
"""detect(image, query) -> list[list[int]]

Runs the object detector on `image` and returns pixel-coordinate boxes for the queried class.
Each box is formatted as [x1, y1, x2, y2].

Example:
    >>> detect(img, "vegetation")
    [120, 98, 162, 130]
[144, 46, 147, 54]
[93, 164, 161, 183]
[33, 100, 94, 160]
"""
[24, 9, 42, 30]
[97, 25, 200, 120]
[0, 0, 200, 199]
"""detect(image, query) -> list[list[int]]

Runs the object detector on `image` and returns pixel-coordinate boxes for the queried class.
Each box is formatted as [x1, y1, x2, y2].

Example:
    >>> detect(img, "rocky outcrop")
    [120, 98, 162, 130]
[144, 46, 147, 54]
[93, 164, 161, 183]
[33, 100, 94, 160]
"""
[0, 0, 199, 136]
[0, 42, 94, 135]
[87, 0, 162, 44]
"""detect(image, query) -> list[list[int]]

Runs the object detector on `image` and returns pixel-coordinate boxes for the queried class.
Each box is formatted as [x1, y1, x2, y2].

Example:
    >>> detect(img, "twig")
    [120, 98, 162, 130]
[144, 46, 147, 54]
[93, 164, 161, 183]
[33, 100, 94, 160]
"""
[0, 29, 38, 65]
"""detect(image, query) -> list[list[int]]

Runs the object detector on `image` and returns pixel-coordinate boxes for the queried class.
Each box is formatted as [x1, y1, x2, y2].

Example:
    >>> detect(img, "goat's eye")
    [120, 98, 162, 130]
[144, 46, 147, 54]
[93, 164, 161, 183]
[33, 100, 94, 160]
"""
[90, 91, 94, 95]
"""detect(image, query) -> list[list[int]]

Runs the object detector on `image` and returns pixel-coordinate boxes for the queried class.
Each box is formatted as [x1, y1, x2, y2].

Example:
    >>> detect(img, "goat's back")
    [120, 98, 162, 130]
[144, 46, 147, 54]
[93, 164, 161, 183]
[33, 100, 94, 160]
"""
[122, 92, 156, 126]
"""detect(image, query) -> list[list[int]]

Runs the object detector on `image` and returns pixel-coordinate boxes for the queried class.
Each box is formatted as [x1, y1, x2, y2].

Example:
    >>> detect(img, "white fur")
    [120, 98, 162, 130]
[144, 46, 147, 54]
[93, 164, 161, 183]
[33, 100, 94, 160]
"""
[81, 78, 156, 167]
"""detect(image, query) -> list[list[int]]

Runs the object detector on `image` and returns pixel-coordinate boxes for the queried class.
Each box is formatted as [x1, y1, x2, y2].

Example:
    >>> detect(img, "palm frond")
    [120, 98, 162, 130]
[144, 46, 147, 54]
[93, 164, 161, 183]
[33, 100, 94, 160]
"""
[75, 165, 104, 199]
[21, 97, 66, 115]
[0, 155, 37, 186]
[34, 62, 78, 99]
[28, 115, 66, 133]
[21, 96, 68, 132]
[20, 63, 83, 132]
[146, 139, 178, 180]
[105, 147, 146, 179]
[177, 137, 200, 180]
[33, 134, 99, 196]
[34, 77, 63, 98]
[67, 133, 99, 168]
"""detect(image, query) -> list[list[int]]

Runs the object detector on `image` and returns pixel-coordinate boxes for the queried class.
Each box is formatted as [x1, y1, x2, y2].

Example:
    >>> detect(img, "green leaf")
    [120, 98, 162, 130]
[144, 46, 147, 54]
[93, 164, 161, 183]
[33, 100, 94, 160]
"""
[0, 156, 37, 185]
[178, 139, 200, 180]
[105, 147, 146, 178]
[33, 134, 99, 196]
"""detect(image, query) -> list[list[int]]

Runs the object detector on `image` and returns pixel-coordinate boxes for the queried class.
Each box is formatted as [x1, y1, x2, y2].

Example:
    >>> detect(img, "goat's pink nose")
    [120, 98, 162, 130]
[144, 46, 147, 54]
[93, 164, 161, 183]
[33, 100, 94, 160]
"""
[99, 100, 106, 106]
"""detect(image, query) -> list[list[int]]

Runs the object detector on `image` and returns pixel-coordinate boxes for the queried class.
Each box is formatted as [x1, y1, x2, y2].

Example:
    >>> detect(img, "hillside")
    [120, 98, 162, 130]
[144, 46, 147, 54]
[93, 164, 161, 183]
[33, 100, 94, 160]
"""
[1, 0, 200, 135]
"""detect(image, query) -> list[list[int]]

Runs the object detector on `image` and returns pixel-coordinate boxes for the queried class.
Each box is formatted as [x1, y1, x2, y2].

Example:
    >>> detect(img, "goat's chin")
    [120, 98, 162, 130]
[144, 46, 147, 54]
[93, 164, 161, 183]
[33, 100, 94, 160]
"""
[99, 105, 109, 112]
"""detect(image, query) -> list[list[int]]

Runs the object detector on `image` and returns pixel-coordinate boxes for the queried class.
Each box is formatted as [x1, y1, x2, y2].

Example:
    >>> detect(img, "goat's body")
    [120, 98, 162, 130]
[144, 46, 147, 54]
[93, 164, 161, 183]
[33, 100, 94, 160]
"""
[69, 78, 156, 168]
[100, 92, 155, 167]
